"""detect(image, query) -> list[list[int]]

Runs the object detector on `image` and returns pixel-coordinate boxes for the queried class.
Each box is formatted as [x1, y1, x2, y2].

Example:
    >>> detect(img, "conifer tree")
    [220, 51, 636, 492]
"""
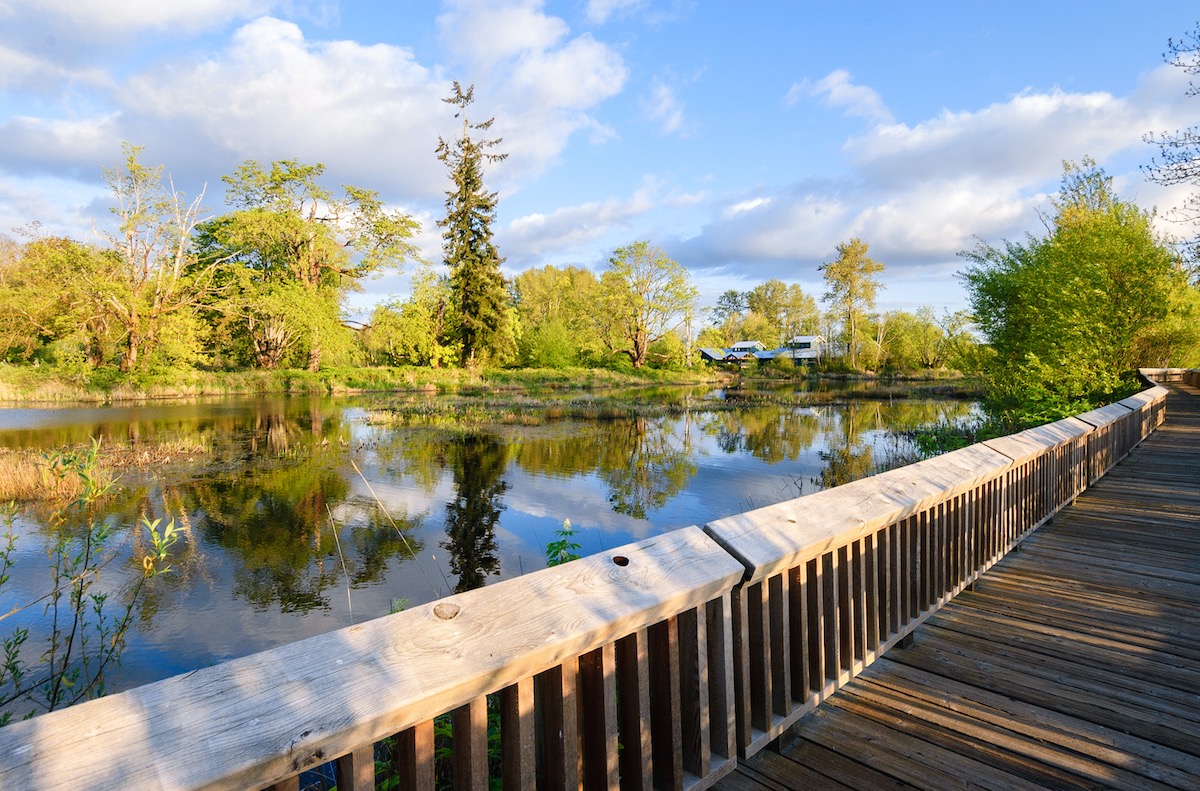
[437, 82, 512, 367]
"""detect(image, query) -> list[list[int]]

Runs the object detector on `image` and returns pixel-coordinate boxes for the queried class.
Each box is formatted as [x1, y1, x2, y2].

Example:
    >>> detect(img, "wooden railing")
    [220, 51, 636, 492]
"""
[0, 376, 1185, 791]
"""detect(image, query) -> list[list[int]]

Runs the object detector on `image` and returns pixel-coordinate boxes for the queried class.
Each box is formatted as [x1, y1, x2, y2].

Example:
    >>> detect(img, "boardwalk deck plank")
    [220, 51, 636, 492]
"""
[718, 382, 1200, 790]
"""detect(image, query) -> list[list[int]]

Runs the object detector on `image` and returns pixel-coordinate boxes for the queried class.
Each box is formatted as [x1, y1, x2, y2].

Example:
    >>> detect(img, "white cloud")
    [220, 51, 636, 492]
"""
[787, 69, 893, 124]
[12, 0, 281, 37]
[585, 0, 644, 25]
[679, 63, 1197, 293]
[723, 197, 771, 219]
[436, 0, 628, 184]
[505, 183, 659, 258]
[117, 17, 449, 198]
[642, 79, 686, 135]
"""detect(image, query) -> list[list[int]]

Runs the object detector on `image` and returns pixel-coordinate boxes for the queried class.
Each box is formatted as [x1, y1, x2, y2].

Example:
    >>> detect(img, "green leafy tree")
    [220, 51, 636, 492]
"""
[95, 143, 216, 372]
[364, 267, 458, 368]
[437, 82, 513, 368]
[1144, 22, 1200, 276]
[195, 159, 419, 370]
[0, 237, 118, 367]
[961, 158, 1198, 422]
[596, 241, 698, 369]
[819, 238, 885, 370]
[513, 265, 601, 366]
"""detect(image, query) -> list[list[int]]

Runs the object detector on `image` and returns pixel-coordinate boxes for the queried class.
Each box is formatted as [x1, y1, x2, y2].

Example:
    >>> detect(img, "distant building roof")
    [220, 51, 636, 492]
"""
[730, 340, 766, 351]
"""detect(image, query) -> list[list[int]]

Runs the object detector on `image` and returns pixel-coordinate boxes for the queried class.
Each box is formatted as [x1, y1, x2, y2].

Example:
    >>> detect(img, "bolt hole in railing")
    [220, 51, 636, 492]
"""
[0, 373, 1185, 791]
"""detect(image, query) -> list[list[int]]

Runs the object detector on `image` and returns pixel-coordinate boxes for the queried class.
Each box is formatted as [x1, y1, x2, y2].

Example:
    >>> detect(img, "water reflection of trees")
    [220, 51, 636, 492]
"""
[819, 400, 976, 488]
[704, 405, 821, 463]
[441, 434, 512, 593]
[597, 416, 696, 519]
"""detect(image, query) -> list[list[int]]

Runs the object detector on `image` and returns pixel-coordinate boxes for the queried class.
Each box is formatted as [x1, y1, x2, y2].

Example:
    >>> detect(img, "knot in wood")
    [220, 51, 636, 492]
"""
[434, 602, 461, 620]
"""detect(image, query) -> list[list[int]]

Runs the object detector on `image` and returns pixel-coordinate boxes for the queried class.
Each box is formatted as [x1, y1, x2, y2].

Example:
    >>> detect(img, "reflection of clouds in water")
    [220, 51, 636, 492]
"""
[342, 471, 452, 522]
[503, 469, 659, 543]
[1, 390, 982, 696]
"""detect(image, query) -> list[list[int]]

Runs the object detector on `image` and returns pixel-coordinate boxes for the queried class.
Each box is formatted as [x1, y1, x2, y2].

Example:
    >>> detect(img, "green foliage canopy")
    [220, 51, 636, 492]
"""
[960, 158, 1200, 423]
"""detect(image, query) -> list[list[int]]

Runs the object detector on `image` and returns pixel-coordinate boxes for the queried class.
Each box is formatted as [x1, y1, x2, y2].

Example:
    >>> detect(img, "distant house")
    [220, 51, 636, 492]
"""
[781, 335, 826, 366]
[701, 338, 827, 368]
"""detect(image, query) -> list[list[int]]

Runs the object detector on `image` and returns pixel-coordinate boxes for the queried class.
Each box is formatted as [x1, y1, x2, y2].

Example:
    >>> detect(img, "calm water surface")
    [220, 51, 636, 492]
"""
[0, 384, 976, 692]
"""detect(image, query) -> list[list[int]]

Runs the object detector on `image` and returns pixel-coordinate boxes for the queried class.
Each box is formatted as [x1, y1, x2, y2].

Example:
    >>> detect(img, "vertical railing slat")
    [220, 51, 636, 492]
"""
[394, 720, 435, 791]
[649, 617, 683, 791]
[453, 696, 488, 791]
[334, 745, 375, 791]
[679, 606, 711, 778]
[707, 592, 737, 762]
[616, 630, 654, 791]
[579, 644, 619, 791]
[501, 677, 536, 791]
[537, 662, 580, 790]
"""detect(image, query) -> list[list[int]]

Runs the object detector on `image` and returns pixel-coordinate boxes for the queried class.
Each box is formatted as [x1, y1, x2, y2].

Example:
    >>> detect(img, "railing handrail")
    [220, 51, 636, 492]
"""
[0, 372, 1190, 790]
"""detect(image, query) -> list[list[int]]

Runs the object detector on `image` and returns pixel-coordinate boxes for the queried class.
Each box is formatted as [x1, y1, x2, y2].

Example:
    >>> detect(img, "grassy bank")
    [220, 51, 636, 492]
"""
[0, 365, 728, 404]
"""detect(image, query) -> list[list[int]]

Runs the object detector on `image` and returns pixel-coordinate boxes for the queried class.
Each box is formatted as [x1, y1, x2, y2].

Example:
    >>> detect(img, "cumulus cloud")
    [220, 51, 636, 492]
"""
[113, 17, 449, 198]
[678, 63, 1196, 291]
[787, 69, 893, 124]
[436, 0, 628, 183]
[504, 181, 660, 259]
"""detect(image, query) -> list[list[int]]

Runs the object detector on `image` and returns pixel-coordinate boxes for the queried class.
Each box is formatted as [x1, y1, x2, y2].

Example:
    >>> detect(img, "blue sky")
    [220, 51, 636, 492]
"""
[1, 1, 1197, 319]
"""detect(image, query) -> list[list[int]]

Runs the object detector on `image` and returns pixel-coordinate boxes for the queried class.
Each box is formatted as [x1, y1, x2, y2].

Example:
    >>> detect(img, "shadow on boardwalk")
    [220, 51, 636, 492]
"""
[720, 383, 1200, 791]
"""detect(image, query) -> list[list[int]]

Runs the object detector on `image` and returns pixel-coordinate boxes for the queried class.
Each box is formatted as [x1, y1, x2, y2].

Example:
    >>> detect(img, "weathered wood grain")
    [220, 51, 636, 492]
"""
[720, 380, 1200, 791]
[0, 526, 743, 791]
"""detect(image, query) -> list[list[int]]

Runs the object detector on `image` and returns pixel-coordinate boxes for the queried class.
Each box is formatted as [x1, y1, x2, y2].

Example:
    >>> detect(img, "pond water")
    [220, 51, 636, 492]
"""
[0, 383, 977, 696]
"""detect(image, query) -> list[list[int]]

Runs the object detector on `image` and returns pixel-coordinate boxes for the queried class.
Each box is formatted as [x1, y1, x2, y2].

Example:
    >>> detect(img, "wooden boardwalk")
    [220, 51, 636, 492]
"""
[718, 382, 1200, 791]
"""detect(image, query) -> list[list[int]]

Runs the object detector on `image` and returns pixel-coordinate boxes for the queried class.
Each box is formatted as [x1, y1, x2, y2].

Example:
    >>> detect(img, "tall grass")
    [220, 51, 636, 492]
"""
[0, 364, 728, 404]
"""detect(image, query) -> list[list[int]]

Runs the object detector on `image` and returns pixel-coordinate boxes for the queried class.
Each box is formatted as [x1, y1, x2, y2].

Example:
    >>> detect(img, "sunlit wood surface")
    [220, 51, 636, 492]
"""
[719, 382, 1200, 790]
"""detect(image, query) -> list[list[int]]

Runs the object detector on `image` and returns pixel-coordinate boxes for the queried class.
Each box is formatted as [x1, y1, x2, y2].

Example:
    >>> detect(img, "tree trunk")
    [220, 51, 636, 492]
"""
[120, 329, 140, 373]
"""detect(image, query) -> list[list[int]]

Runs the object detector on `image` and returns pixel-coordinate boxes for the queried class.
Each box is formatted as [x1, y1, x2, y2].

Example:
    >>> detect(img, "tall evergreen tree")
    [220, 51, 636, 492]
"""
[437, 82, 512, 367]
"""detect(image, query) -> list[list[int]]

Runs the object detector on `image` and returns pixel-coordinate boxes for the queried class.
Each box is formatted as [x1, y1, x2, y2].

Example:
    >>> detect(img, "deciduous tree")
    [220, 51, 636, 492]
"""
[961, 159, 1198, 422]
[96, 143, 215, 372]
[819, 238, 885, 369]
[1144, 22, 1200, 276]
[195, 159, 419, 370]
[596, 241, 698, 369]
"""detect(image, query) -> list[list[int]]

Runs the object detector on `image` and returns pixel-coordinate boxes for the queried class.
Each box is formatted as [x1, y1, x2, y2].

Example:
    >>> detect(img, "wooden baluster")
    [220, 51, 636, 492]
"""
[767, 572, 790, 717]
[334, 745, 375, 791]
[537, 663, 580, 790]
[268, 777, 299, 791]
[863, 534, 880, 658]
[707, 593, 736, 762]
[678, 606, 711, 778]
[821, 551, 841, 685]
[649, 616, 683, 791]
[788, 564, 810, 705]
[578, 645, 618, 791]
[730, 585, 753, 752]
[852, 539, 867, 668]
[393, 720, 434, 791]
[745, 581, 771, 734]
[616, 630, 654, 790]
[804, 557, 825, 697]
[836, 545, 853, 676]
[453, 697, 488, 791]
[500, 678, 535, 791]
